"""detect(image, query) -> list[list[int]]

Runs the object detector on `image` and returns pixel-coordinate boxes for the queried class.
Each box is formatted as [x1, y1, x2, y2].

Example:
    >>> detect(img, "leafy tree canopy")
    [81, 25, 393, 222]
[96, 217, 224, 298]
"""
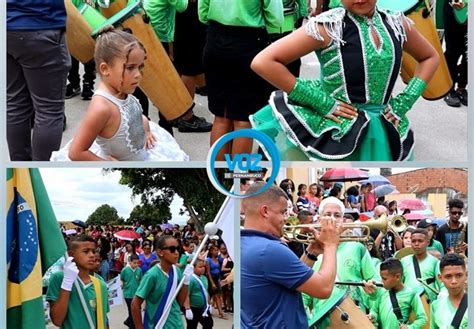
[87, 204, 122, 226]
[111, 169, 230, 231]
[127, 204, 171, 227]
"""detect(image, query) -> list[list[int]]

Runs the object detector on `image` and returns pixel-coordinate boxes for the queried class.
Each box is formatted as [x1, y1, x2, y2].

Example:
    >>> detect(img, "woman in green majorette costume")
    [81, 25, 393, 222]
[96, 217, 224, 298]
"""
[250, 0, 439, 161]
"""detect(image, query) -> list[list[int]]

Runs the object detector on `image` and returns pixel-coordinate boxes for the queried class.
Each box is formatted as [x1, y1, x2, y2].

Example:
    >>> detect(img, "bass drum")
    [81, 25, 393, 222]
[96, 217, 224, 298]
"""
[64, 0, 96, 63]
[408, 291, 430, 329]
[378, 0, 452, 100]
[92, 0, 193, 121]
[307, 286, 374, 328]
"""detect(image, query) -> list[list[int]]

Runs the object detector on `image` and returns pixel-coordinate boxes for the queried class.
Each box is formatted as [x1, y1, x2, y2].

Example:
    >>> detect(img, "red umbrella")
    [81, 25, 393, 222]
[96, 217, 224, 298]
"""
[319, 168, 369, 182]
[114, 230, 141, 241]
[404, 212, 426, 220]
[399, 199, 426, 211]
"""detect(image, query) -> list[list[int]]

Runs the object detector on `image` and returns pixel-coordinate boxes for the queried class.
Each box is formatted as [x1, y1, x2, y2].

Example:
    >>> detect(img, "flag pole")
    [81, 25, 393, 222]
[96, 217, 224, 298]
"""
[155, 187, 233, 329]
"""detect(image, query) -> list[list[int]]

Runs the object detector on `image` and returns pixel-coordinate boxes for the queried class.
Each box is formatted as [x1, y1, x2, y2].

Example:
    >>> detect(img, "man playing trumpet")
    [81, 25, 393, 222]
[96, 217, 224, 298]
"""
[241, 183, 340, 329]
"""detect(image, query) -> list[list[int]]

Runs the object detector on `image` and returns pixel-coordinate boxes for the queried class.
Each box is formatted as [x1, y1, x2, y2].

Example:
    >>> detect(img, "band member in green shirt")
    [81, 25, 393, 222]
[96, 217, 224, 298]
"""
[131, 236, 194, 329]
[401, 228, 442, 303]
[303, 197, 380, 325]
[47, 235, 109, 329]
[430, 254, 468, 329]
[184, 259, 214, 329]
[121, 254, 142, 328]
[199, 0, 284, 160]
[368, 258, 427, 329]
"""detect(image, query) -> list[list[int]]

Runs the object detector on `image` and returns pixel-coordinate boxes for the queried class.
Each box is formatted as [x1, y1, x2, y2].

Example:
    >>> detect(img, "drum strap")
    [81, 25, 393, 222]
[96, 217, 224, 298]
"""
[389, 289, 404, 323]
[412, 256, 436, 284]
[451, 293, 467, 329]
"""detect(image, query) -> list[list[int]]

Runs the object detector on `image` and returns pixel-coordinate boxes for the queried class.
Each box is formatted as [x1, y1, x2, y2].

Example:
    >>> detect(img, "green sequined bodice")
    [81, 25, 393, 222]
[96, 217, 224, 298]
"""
[316, 9, 399, 105]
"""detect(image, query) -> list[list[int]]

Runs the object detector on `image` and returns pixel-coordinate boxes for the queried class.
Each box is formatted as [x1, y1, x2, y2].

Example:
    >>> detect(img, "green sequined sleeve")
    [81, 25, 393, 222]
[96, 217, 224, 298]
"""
[288, 78, 338, 116]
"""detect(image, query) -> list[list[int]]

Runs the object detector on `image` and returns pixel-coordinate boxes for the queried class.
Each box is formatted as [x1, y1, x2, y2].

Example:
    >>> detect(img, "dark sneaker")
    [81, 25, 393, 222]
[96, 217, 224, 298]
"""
[176, 115, 212, 132]
[457, 89, 468, 106]
[81, 82, 94, 100]
[444, 90, 461, 107]
[65, 84, 81, 99]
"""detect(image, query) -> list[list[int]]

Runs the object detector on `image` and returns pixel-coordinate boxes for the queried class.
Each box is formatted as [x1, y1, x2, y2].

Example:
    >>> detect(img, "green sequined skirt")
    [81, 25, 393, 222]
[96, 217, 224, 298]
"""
[249, 91, 414, 161]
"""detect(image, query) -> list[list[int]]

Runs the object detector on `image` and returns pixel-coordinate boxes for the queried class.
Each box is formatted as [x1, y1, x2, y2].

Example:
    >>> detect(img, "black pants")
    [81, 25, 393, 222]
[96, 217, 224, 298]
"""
[125, 298, 135, 328]
[186, 306, 214, 329]
[68, 56, 95, 86]
[444, 4, 467, 89]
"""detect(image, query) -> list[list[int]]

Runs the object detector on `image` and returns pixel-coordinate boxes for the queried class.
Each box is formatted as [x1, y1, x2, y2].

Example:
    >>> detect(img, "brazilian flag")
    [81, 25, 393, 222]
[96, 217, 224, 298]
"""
[7, 168, 67, 329]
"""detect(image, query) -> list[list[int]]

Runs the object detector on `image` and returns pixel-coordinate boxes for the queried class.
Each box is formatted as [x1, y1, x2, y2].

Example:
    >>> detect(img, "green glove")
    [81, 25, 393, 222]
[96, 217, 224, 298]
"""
[387, 76, 427, 118]
[287, 78, 338, 116]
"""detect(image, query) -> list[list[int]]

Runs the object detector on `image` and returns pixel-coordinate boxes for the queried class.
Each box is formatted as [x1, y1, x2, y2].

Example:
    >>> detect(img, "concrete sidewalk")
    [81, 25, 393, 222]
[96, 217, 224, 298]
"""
[61, 52, 467, 161]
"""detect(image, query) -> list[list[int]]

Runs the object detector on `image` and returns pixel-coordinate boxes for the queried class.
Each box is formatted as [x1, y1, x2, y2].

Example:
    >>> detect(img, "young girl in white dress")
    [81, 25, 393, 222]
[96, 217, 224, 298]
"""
[51, 27, 188, 161]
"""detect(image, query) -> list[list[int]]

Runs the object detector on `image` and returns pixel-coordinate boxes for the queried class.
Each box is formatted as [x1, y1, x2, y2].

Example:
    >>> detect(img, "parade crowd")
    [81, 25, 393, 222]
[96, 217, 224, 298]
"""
[241, 180, 468, 328]
[44, 221, 233, 328]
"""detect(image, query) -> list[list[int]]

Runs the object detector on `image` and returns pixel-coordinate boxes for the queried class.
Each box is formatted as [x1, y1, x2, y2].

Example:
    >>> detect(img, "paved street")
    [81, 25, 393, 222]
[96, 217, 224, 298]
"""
[47, 301, 233, 328]
[61, 52, 467, 162]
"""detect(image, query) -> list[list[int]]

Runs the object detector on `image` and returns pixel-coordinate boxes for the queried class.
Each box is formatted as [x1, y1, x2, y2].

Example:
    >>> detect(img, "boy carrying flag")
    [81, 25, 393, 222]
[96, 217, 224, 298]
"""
[46, 235, 109, 329]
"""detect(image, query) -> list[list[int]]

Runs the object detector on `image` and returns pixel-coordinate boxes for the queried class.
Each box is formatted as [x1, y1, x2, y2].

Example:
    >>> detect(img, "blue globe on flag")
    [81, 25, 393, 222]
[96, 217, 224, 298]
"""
[7, 191, 39, 284]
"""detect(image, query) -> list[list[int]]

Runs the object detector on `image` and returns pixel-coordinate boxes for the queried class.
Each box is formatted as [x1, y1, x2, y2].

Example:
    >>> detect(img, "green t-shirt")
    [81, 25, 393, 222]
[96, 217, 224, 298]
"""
[428, 239, 445, 257]
[328, 0, 343, 9]
[135, 264, 184, 329]
[304, 241, 380, 316]
[120, 266, 143, 299]
[198, 0, 283, 30]
[372, 256, 382, 271]
[177, 254, 189, 273]
[144, 0, 188, 43]
[401, 254, 442, 302]
[370, 285, 427, 329]
[46, 272, 109, 329]
[430, 293, 468, 329]
[188, 275, 209, 308]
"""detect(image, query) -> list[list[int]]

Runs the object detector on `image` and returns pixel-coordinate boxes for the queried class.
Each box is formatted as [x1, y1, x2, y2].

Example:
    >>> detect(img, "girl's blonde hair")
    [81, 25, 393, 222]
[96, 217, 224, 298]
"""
[94, 25, 146, 76]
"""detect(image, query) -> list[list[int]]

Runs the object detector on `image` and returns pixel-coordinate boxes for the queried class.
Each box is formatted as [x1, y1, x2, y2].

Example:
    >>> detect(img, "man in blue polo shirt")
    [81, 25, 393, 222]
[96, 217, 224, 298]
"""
[7, 0, 71, 161]
[241, 182, 340, 328]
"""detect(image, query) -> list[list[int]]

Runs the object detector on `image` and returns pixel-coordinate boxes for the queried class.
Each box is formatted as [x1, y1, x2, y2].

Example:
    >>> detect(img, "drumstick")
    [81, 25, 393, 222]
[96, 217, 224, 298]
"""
[335, 281, 383, 287]
[416, 278, 440, 295]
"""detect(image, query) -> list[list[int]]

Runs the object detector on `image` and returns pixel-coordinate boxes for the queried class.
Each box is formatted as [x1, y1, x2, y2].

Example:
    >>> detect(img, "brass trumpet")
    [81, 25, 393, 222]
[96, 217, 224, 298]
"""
[282, 215, 388, 244]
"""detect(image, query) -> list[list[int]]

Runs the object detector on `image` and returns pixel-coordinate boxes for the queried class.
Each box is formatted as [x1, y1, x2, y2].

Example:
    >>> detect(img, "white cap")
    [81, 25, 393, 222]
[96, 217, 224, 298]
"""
[319, 197, 345, 214]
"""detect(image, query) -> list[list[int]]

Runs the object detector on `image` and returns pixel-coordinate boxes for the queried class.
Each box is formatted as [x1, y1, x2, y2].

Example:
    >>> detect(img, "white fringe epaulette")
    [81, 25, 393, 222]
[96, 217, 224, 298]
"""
[305, 8, 347, 45]
[378, 8, 413, 43]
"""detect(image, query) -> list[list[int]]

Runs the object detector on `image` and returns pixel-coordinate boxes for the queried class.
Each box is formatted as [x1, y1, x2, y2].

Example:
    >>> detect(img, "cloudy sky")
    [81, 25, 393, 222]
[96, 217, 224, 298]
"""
[39, 167, 419, 224]
[39, 168, 188, 224]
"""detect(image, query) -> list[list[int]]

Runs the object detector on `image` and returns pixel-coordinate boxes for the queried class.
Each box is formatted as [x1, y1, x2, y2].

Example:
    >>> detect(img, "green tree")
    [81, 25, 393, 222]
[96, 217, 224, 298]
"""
[87, 204, 121, 226]
[127, 204, 171, 227]
[111, 169, 229, 231]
